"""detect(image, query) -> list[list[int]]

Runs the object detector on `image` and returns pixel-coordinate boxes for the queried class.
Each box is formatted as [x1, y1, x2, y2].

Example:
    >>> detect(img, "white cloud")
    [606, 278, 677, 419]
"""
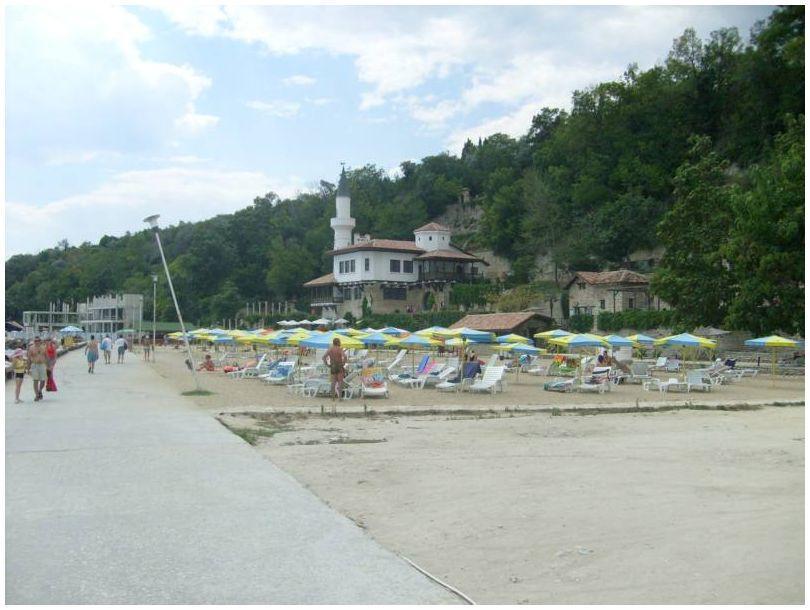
[307, 97, 335, 106]
[166, 155, 211, 164]
[5, 167, 308, 256]
[6, 4, 218, 157]
[246, 99, 301, 118]
[283, 74, 316, 86]
[44, 149, 122, 166]
[174, 108, 220, 134]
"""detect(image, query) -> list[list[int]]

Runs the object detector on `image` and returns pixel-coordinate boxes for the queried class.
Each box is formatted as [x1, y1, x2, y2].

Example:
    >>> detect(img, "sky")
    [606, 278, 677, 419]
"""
[4, 4, 776, 257]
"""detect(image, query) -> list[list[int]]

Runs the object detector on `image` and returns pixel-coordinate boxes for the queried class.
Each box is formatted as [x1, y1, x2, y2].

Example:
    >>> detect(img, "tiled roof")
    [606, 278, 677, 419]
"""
[571, 270, 650, 286]
[414, 249, 483, 262]
[414, 222, 450, 232]
[450, 312, 537, 333]
[328, 239, 424, 255]
[303, 272, 336, 287]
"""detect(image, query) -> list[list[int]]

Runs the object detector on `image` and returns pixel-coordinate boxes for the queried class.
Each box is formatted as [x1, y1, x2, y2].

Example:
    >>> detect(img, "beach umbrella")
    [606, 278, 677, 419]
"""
[627, 333, 655, 346]
[496, 333, 531, 344]
[360, 332, 396, 346]
[299, 331, 363, 350]
[547, 333, 608, 373]
[513, 344, 543, 355]
[602, 334, 638, 348]
[361, 327, 381, 334]
[333, 318, 348, 325]
[744, 335, 800, 377]
[547, 333, 608, 349]
[534, 328, 573, 340]
[394, 333, 441, 371]
[210, 335, 235, 344]
[59, 325, 84, 333]
[298, 320, 313, 326]
[312, 318, 331, 327]
[654, 333, 716, 367]
[380, 326, 410, 337]
[208, 328, 228, 335]
[415, 325, 449, 336]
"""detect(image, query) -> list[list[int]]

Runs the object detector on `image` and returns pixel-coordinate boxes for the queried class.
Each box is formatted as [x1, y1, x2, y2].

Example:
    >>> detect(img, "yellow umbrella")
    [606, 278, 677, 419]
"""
[744, 335, 801, 377]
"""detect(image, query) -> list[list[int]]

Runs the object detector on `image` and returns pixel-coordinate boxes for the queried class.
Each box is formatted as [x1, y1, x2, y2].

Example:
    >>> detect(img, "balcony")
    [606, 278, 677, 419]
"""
[310, 292, 344, 307]
[419, 269, 481, 283]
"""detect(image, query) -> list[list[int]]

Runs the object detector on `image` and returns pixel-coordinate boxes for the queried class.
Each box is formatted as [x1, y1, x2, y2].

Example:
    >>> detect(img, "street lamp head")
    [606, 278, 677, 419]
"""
[152, 274, 158, 283]
[143, 214, 161, 229]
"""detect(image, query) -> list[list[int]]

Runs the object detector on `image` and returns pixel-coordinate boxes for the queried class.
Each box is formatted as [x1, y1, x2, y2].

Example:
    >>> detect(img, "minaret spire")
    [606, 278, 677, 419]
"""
[330, 165, 355, 249]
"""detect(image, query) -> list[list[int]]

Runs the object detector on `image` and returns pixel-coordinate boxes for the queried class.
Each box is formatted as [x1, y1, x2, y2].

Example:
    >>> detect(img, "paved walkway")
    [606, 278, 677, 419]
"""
[5, 351, 459, 604]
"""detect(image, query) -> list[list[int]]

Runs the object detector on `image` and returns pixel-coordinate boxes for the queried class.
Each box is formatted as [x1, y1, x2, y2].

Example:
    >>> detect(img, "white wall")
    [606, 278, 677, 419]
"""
[334, 250, 419, 284]
[414, 230, 450, 251]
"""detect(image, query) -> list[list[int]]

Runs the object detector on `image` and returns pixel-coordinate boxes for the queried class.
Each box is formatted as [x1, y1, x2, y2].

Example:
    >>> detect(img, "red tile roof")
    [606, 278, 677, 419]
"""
[327, 239, 424, 255]
[414, 222, 450, 232]
[303, 272, 335, 287]
[570, 270, 650, 286]
[450, 312, 538, 333]
[414, 249, 483, 262]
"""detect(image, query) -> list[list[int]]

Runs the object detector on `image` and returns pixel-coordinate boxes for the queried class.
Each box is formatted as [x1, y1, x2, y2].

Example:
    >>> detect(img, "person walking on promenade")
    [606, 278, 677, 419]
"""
[100, 335, 112, 364]
[142, 337, 151, 362]
[11, 348, 28, 403]
[85, 335, 99, 374]
[27, 337, 48, 401]
[323, 337, 347, 402]
[114, 335, 127, 364]
[45, 338, 58, 394]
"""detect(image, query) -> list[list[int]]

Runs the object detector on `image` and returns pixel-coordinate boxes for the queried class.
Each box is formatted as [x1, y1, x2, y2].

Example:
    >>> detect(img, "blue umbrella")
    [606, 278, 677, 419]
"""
[360, 332, 395, 346]
[602, 334, 636, 347]
[452, 327, 495, 343]
[380, 326, 409, 336]
[210, 335, 235, 344]
[59, 325, 84, 333]
[512, 344, 543, 355]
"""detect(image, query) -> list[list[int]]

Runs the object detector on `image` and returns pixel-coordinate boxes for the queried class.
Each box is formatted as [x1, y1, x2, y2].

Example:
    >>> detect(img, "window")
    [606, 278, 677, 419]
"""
[577, 282, 586, 290]
[429, 235, 432, 241]
[382, 287, 407, 300]
[628, 298, 635, 309]
[599, 299, 606, 310]
[339, 261, 345, 273]
[390, 259, 401, 273]
[364, 258, 370, 271]
[350, 259, 356, 272]
[354, 287, 362, 300]
[403, 260, 414, 273]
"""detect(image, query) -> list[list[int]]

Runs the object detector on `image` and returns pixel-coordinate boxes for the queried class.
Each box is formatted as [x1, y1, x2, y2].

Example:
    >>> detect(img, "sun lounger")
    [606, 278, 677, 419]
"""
[627, 362, 653, 385]
[227, 354, 269, 379]
[649, 356, 668, 372]
[686, 370, 713, 392]
[574, 375, 610, 394]
[543, 377, 574, 392]
[466, 365, 506, 394]
[263, 361, 296, 385]
[395, 361, 437, 389]
[659, 377, 689, 394]
[436, 362, 480, 392]
[423, 366, 457, 388]
[361, 369, 389, 398]
[380, 349, 407, 372]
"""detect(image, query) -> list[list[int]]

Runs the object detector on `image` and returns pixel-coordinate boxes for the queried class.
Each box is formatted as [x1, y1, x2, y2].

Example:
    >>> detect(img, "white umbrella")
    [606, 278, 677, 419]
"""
[312, 318, 331, 326]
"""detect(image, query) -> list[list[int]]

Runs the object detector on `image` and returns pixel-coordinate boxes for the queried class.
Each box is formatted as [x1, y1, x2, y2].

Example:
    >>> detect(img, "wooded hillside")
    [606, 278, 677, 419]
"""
[5, 7, 804, 333]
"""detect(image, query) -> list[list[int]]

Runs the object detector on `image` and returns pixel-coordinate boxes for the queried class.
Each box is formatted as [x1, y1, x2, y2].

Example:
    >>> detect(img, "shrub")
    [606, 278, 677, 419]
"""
[568, 313, 594, 333]
[450, 282, 499, 309]
[596, 309, 680, 332]
[360, 311, 466, 331]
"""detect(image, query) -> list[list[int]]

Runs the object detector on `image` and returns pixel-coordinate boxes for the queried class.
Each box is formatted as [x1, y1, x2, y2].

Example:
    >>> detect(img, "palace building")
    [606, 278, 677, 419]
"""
[304, 168, 488, 319]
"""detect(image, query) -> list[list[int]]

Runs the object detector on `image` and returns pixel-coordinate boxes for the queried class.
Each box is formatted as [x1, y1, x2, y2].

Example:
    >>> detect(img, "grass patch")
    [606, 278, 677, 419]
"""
[182, 389, 215, 396]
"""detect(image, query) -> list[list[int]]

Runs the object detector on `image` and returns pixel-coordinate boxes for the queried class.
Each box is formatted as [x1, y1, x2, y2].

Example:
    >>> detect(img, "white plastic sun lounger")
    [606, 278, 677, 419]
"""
[466, 365, 505, 394]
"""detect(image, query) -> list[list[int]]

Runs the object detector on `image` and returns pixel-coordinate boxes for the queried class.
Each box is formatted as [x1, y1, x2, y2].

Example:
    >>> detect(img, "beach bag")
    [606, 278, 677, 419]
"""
[46, 375, 58, 392]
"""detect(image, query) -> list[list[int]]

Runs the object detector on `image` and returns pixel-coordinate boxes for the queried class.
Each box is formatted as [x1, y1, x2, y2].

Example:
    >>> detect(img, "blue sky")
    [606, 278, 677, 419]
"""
[5, 4, 775, 256]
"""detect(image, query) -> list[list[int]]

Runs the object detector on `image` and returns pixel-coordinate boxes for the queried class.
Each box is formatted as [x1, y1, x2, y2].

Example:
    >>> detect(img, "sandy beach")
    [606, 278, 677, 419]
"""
[147, 347, 804, 603]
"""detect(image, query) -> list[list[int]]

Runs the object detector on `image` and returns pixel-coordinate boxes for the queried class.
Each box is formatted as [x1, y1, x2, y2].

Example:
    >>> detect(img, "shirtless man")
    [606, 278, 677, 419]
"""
[27, 337, 48, 402]
[323, 338, 347, 401]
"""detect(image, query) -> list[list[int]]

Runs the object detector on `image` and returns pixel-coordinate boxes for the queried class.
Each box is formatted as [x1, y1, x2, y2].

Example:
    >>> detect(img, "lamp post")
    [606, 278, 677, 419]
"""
[144, 214, 202, 391]
[152, 274, 158, 362]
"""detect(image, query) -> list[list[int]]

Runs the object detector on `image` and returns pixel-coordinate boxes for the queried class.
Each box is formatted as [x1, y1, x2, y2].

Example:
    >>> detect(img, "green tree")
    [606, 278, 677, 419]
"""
[723, 116, 804, 334]
[265, 238, 315, 300]
[651, 136, 734, 326]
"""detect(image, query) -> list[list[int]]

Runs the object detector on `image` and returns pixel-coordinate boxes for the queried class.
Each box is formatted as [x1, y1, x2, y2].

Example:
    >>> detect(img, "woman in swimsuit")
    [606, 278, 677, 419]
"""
[85, 335, 100, 374]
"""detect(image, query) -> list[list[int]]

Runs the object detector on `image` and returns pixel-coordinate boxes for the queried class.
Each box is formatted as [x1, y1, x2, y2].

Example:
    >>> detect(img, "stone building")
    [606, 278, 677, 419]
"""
[304, 168, 489, 319]
[565, 270, 669, 316]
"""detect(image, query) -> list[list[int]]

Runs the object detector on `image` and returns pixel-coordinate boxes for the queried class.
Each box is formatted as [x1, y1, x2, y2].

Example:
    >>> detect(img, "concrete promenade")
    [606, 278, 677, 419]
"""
[5, 350, 459, 604]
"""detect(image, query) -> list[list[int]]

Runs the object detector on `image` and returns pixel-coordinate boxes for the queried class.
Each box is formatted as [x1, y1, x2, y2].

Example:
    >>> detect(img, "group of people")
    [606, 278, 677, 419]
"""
[9, 337, 58, 404]
[84, 334, 131, 372]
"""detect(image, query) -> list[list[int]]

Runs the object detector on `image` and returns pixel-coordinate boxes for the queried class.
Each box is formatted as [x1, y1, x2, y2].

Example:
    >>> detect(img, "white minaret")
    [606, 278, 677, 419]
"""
[330, 166, 355, 249]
